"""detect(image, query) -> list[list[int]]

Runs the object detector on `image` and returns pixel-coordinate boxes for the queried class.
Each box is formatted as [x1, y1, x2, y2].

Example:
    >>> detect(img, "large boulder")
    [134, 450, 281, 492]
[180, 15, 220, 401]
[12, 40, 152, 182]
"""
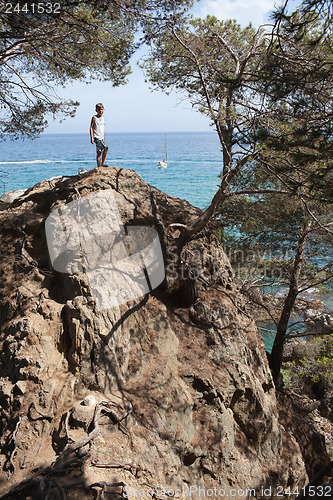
[0, 166, 323, 497]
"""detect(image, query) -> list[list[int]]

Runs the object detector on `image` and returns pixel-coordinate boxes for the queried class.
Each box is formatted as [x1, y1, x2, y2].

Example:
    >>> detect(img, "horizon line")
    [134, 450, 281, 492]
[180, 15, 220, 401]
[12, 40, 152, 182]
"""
[41, 130, 215, 136]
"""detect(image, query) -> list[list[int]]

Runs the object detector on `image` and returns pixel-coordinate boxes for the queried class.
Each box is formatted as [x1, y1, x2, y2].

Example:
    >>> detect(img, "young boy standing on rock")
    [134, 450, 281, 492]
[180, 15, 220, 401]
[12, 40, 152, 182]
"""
[90, 103, 109, 167]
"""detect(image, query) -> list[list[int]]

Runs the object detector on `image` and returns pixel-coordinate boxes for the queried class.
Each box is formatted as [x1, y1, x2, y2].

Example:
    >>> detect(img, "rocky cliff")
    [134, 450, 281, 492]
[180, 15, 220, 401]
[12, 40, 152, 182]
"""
[0, 167, 327, 498]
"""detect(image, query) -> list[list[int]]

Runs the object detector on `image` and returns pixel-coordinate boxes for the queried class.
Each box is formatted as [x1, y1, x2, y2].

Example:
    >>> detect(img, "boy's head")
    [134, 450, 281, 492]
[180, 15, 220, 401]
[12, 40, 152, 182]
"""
[95, 103, 104, 116]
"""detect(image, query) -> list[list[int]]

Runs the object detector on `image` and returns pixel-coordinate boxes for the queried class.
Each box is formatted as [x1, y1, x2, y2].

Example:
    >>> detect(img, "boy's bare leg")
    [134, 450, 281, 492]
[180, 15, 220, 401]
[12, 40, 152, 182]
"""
[101, 146, 109, 166]
[96, 151, 102, 167]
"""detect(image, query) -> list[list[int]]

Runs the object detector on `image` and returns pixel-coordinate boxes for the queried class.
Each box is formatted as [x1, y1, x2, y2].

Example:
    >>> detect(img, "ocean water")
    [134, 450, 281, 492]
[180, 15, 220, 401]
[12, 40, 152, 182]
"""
[0, 132, 223, 208]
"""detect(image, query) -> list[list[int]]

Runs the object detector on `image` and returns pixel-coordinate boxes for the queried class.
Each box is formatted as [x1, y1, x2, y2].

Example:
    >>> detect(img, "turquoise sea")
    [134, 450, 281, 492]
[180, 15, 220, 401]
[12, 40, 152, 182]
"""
[0, 132, 222, 209]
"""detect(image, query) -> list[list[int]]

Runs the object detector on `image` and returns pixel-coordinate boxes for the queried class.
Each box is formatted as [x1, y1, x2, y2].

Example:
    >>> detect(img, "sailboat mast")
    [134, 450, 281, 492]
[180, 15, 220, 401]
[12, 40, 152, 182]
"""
[157, 134, 167, 168]
[164, 134, 167, 162]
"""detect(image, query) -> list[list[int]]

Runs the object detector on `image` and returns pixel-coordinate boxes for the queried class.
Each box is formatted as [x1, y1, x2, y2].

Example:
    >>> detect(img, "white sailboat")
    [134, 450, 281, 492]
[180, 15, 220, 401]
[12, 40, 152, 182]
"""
[158, 134, 167, 168]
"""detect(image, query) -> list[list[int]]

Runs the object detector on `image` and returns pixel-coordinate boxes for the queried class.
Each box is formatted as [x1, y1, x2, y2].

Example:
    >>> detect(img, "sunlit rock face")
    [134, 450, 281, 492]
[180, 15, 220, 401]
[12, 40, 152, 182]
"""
[0, 166, 315, 497]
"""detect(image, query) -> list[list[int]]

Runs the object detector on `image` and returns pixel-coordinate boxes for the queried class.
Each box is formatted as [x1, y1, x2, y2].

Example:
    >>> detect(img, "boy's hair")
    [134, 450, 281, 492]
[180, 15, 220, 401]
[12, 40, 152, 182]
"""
[95, 103, 104, 109]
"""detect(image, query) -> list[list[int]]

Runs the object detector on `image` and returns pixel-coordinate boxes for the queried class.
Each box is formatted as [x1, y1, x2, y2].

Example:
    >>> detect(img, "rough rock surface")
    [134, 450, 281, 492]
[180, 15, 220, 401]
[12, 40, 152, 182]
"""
[0, 189, 27, 211]
[0, 167, 328, 498]
[304, 309, 333, 335]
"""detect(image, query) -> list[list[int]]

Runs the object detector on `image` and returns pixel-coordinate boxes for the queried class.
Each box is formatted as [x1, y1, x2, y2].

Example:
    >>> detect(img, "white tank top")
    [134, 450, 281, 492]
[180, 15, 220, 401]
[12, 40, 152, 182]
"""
[93, 115, 105, 139]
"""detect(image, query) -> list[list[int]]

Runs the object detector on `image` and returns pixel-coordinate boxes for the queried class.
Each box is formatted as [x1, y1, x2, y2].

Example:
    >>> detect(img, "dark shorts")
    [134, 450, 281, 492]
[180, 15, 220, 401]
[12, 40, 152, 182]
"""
[94, 138, 107, 153]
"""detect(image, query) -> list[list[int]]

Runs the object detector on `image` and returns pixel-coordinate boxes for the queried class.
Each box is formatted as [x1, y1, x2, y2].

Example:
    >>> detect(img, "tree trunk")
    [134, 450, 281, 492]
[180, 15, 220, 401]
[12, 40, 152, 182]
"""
[176, 185, 229, 251]
[269, 224, 310, 386]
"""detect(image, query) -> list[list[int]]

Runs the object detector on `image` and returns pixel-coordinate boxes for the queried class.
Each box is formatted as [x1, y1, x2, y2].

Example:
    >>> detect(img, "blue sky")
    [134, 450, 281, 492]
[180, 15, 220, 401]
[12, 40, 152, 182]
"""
[46, 0, 284, 135]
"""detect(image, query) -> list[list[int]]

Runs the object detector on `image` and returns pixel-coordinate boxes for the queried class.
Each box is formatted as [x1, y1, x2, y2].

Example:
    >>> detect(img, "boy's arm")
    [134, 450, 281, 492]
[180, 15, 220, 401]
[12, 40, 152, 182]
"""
[90, 116, 95, 144]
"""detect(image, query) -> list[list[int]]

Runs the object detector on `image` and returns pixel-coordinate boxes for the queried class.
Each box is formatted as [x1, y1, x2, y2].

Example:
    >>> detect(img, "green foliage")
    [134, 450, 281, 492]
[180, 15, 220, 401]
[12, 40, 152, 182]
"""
[271, 0, 333, 45]
[142, 15, 266, 138]
[218, 188, 333, 291]
[284, 334, 333, 397]
[0, 0, 193, 139]
[257, 0, 333, 199]
[144, 6, 333, 203]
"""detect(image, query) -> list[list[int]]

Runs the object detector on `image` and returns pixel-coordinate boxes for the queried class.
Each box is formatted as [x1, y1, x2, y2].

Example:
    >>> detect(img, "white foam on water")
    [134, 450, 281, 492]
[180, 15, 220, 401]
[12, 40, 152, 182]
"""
[0, 159, 51, 165]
